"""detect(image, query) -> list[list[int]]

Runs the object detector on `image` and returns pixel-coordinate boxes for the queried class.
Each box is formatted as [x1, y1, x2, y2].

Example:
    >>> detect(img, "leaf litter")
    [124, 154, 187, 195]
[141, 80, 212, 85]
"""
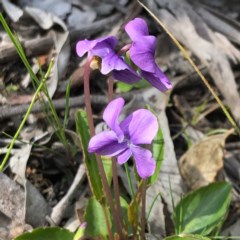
[0, 0, 240, 239]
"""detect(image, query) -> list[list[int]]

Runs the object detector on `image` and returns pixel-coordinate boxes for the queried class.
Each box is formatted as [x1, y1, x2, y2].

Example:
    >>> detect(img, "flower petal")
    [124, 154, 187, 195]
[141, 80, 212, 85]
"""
[141, 68, 172, 92]
[112, 68, 140, 83]
[103, 98, 125, 141]
[101, 52, 138, 76]
[76, 39, 94, 57]
[88, 131, 127, 156]
[91, 37, 118, 58]
[129, 36, 156, 73]
[76, 36, 118, 58]
[131, 145, 156, 179]
[125, 18, 149, 40]
[120, 109, 158, 145]
[117, 148, 132, 165]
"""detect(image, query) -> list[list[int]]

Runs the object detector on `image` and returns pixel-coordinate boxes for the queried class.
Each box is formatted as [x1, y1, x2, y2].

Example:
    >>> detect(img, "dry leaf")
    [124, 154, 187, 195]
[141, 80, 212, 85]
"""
[0, 173, 28, 239]
[179, 129, 234, 189]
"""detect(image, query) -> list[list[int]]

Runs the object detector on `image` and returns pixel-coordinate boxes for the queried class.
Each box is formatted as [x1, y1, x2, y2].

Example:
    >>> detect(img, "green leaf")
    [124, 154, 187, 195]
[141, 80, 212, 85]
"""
[101, 156, 112, 185]
[73, 223, 86, 240]
[164, 234, 211, 240]
[117, 81, 133, 93]
[116, 79, 151, 93]
[63, 79, 71, 128]
[148, 127, 164, 185]
[174, 182, 231, 235]
[15, 227, 74, 240]
[76, 110, 103, 200]
[120, 196, 133, 234]
[85, 197, 110, 238]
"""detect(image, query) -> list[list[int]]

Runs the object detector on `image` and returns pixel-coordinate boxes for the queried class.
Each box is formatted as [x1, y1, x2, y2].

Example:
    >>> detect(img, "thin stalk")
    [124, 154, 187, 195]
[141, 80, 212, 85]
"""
[107, 76, 125, 234]
[103, 206, 114, 240]
[83, 59, 95, 137]
[112, 157, 125, 234]
[146, 192, 161, 221]
[124, 163, 135, 199]
[138, 0, 240, 135]
[0, 14, 39, 86]
[124, 163, 139, 239]
[83, 59, 124, 239]
[0, 59, 54, 171]
[141, 180, 147, 240]
[107, 76, 114, 102]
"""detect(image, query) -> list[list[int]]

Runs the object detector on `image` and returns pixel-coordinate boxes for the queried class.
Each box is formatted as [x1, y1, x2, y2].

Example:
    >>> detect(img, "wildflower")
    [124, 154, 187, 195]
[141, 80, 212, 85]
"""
[76, 36, 140, 83]
[125, 18, 172, 92]
[88, 97, 158, 179]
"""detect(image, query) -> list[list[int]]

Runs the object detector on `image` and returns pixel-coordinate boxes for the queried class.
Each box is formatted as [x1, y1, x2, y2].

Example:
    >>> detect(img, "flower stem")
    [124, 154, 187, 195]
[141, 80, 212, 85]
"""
[103, 206, 114, 240]
[107, 76, 126, 237]
[141, 180, 147, 240]
[84, 58, 95, 137]
[112, 157, 125, 234]
[108, 76, 114, 102]
[83, 59, 124, 239]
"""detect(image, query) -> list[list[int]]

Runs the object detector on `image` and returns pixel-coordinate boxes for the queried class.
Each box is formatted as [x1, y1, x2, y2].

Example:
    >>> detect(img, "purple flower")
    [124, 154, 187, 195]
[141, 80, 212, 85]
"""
[88, 97, 158, 179]
[76, 36, 140, 83]
[125, 18, 172, 92]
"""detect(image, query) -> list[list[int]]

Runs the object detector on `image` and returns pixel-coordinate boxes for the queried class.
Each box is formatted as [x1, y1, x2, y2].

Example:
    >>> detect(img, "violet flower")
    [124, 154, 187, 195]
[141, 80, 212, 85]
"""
[76, 36, 140, 83]
[88, 97, 158, 179]
[125, 18, 172, 92]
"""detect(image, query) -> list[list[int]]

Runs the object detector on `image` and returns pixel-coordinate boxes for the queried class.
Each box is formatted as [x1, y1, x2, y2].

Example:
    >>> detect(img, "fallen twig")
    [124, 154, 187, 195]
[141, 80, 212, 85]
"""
[0, 36, 54, 64]
[0, 92, 135, 120]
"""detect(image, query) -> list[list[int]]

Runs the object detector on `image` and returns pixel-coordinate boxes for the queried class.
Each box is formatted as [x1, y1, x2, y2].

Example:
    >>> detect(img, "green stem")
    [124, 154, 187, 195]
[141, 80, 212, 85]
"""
[124, 163, 135, 199]
[0, 59, 54, 171]
[146, 192, 161, 221]
[0, 14, 39, 86]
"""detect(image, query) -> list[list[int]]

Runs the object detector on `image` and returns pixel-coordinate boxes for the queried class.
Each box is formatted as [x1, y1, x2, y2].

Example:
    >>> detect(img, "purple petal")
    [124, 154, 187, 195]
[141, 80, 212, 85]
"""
[91, 37, 118, 58]
[120, 109, 158, 145]
[76, 39, 94, 57]
[103, 98, 125, 141]
[117, 148, 132, 165]
[76, 36, 118, 58]
[131, 145, 156, 179]
[141, 68, 172, 92]
[129, 36, 156, 73]
[88, 130, 128, 156]
[101, 51, 140, 82]
[101, 52, 134, 75]
[112, 68, 140, 83]
[125, 18, 149, 40]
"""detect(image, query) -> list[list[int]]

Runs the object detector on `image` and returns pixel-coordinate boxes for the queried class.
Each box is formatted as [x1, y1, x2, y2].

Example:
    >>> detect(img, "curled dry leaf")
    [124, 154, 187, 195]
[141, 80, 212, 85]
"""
[179, 129, 234, 190]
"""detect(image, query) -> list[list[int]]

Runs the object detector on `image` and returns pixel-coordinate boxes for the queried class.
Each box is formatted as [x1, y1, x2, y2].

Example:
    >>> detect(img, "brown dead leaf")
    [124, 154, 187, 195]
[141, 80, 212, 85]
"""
[179, 129, 234, 189]
[0, 173, 26, 239]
